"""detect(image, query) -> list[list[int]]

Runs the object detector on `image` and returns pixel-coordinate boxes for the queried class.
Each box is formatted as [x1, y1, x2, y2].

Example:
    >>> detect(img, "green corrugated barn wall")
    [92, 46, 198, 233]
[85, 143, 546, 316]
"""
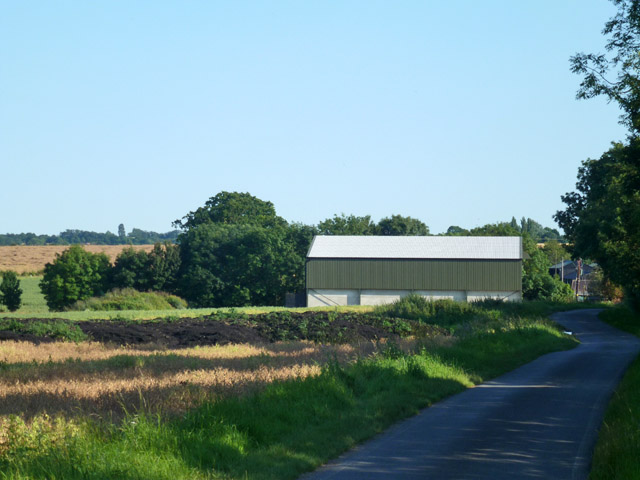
[306, 258, 522, 292]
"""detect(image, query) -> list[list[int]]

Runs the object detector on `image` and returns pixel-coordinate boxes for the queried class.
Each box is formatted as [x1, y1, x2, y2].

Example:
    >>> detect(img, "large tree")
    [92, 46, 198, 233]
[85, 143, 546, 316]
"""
[40, 246, 111, 311]
[178, 224, 299, 307]
[555, 141, 640, 306]
[175, 192, 306, 307]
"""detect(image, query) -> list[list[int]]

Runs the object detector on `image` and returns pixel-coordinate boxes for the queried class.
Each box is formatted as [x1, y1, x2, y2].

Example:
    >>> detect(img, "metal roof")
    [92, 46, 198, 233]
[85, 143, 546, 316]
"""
[307, 236, 523, 260]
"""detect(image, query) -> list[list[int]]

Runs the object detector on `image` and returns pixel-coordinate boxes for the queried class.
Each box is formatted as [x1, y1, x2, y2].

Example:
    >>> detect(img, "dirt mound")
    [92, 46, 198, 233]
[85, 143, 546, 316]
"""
[79, 318, 267, 348]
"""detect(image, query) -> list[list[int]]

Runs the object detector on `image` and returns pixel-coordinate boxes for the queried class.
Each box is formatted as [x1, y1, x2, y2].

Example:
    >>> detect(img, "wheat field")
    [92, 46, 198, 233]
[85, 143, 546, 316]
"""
[0, 339, 416, 423]
[0, 245, 155, 274]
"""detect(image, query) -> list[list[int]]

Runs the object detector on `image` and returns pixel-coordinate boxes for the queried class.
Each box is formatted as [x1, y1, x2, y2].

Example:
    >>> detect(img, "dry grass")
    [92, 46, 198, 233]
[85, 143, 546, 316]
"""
[0, 245, 155, 274]
[0, 339, 417, 423]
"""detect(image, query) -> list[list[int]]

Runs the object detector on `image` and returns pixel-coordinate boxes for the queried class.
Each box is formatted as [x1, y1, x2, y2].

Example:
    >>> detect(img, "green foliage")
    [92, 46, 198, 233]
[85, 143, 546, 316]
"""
[445, 225, 469, 235]
[317, 213, 377, 235]
[39, 245, 111, 311]
[174, 191, 287, 231]
[377, 214, 429, 235]
[111, 247, 150, 290]
[0, 318, 87, 342]
[0, 271, 22, 311]
[178, 224, 300, 307]
[570, 0, 640, 131]
[111, 243, 181, 292]
[555, 140, 640, 308]
[522, 247, 572, 301]
[541, 239, 570, 265]
[67, 288, 188, 311]
[374, 294, 475, 325]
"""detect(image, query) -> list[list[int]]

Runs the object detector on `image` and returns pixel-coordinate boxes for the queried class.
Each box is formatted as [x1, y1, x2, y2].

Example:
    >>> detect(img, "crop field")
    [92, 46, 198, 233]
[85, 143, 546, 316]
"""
[0, 298, 580, 479]
[0, 244, 155, 274]
[0, 339, 400, 421]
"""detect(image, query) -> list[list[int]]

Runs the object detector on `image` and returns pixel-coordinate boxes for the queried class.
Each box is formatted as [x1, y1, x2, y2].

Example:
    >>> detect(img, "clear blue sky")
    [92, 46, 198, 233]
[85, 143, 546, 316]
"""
[0, 1, 627, 235]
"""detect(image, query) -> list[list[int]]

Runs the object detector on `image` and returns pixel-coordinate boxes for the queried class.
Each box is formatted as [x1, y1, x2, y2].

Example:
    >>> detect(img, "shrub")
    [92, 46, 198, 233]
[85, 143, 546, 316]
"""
[0, 271, 22, 311]
[67, 288, 188, 311]
[111, 243, 181, 293]
[39, 246, 111, 311]
[375, 294, 474, 324]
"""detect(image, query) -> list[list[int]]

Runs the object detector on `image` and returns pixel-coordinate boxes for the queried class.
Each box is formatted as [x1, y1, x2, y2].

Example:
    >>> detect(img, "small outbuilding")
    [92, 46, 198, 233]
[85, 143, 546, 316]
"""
[306, 235, 523, 307]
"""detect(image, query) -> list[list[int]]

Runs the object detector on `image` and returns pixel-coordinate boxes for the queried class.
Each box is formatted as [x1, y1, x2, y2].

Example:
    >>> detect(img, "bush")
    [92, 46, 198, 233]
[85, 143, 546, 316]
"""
[67, 288, 188, 311]
[0, 271, 22, 311]
[110, 243, 181, 293]
[374, 294, 475, 324]
[40, 246, 111, 311]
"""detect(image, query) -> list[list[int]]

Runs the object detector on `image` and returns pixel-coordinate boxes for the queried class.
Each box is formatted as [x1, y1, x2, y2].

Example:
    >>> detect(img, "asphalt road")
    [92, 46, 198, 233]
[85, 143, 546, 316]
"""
[302, 309, 640, 480]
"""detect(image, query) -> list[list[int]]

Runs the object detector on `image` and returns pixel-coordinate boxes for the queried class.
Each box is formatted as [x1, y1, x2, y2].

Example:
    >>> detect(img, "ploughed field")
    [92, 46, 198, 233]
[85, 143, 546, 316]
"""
[0, 311, 442, 347]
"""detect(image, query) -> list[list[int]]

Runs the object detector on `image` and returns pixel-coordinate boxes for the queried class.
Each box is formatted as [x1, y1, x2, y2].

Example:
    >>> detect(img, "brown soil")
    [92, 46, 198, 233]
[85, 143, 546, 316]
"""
[0, 245, 155, 274]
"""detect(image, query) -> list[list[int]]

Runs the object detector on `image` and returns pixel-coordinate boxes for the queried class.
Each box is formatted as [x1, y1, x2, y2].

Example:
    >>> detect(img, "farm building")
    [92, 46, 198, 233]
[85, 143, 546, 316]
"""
[306, 235, 523, 306]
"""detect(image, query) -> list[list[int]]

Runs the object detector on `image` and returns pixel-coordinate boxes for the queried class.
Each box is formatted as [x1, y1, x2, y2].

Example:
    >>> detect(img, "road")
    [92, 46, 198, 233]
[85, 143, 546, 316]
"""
[302, 309, 640, 480]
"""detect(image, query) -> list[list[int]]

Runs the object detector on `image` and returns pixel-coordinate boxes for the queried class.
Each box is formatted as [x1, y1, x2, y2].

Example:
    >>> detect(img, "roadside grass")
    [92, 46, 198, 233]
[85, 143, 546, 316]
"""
[0, 313, 576, 480]
[590, 304, 640, 480]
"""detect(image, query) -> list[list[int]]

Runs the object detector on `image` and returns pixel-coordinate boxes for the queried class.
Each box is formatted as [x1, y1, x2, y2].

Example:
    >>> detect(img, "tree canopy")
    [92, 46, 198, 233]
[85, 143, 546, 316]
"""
[571, 0, 640, 132]
[377, 215, 429, 236]
[555, 141, 640, 306]
[174, 191, 287, 230]
[317, 214, 377, 235]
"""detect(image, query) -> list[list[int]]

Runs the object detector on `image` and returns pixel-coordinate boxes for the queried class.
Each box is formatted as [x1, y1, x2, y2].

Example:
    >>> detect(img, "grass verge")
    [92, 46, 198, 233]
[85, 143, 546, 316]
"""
[0, 318, 575, 480]
[590, 305, 640, 480]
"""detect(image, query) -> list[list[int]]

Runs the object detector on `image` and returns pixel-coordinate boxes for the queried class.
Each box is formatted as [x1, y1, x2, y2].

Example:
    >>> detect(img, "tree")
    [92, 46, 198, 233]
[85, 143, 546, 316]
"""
[178, 224, 298, 307]
[570, 0, 640, 132]
[147, 242, 181, 292]
[317, 214, 377, 235]
[173, 191, 287, 230]
[40, 245, 111, 311]
[555, 141, 640, 307]
[445, 226, 470, 236]
[0, 271, 22, 312]
[110, 243, 181, 292]
[118, 224, 126, 240]
[377, 215, 429, 236]
[541, 239, 570, 266]
[111, 247, 150, 290]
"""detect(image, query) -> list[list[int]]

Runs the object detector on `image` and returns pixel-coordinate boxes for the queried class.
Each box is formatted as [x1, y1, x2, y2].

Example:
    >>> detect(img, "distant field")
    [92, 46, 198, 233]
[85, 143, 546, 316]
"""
[0, 245, 155, 274]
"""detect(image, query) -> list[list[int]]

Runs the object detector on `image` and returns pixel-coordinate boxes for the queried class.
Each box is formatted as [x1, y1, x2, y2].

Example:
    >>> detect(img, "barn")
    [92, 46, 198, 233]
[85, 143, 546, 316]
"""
[306, 235, 523, 307]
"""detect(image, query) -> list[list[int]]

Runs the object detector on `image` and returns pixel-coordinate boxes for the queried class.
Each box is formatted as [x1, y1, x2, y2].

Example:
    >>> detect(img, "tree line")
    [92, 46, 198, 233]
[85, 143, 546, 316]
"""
[36, 191, 573, 311]
[0, 227, 179, 246]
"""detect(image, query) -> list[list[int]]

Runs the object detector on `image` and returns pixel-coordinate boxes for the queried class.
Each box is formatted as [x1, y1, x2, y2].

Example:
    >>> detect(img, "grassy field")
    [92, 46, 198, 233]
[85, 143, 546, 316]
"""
[0, 297, 579, 479]
[1, 275, 375, 318]
[0, 245, 154, 274]
[590, 305, 640, 480]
